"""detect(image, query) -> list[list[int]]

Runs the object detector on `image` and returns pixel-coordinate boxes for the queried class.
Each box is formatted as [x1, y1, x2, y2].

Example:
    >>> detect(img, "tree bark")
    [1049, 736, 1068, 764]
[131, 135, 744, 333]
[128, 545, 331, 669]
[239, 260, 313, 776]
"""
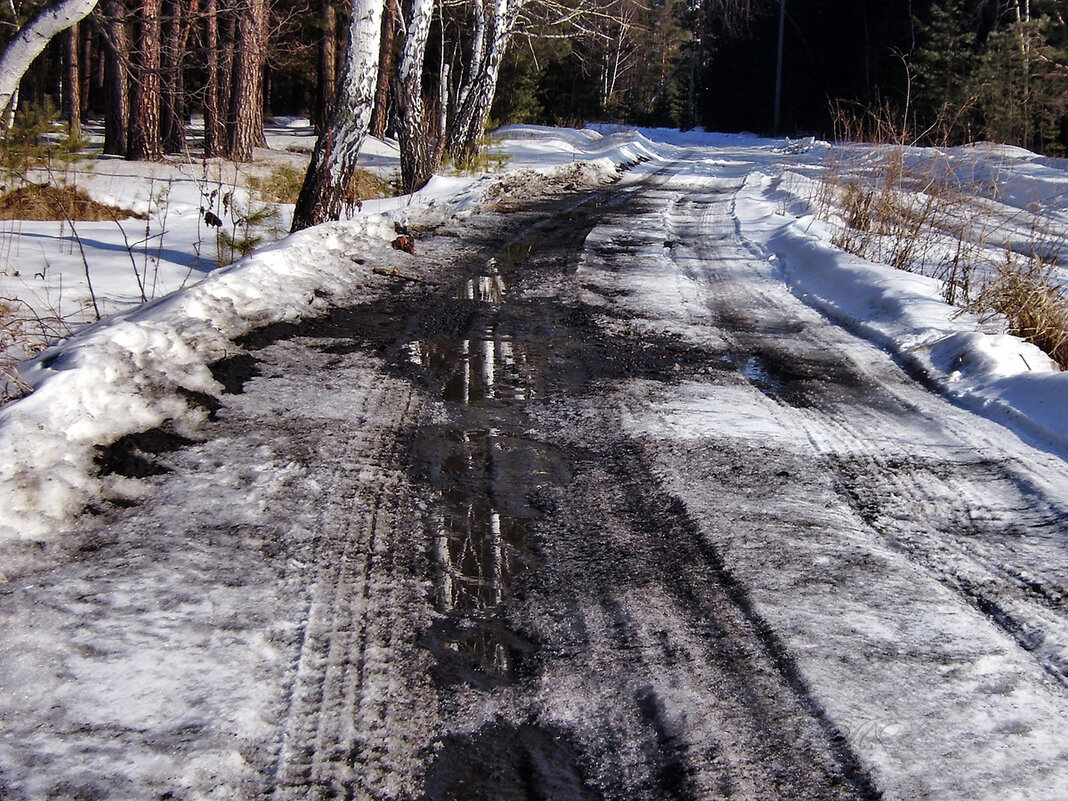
[368, 0, 395, 138]
[315, 0, 338, 132]
[128, 0, 164, 160]
[160, 0, 191, 153]
[95, 0, 129, 155]
[80, 20, 93, 119]
[396, 0, 435, 193]
[291, 0, 383, 231]
[63, 23, 82, 137]
[0, 0, 101, 120]
[226, 0, 267, 161]
[447, 0, 514, 163]
[202, 0, 224, 156]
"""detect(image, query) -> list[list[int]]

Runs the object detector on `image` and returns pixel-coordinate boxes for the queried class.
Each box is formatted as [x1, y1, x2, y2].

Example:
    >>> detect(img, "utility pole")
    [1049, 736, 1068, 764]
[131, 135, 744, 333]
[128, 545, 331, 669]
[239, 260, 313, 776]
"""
[774, 0, 786, 133]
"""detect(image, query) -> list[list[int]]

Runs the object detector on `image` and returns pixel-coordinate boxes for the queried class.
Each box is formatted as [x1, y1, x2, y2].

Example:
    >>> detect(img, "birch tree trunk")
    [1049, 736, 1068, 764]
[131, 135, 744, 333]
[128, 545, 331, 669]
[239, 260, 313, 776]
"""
[0, 0, 101, 121]
[447, 0, 515, 164]
[396, 0, 435, 193]
[291, 0, 384, 231]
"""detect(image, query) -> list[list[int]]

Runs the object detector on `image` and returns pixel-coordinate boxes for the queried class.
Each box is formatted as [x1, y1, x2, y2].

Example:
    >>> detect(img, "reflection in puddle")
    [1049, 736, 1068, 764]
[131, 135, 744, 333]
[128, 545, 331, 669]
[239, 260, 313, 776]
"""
[434, 488, 528, 612]
[723, 352, 784, 396]
[406, 331, 538, 404]
[458, 269, 507, 304]
[426, 429, 535, 677]
[413, 241, 555, 680]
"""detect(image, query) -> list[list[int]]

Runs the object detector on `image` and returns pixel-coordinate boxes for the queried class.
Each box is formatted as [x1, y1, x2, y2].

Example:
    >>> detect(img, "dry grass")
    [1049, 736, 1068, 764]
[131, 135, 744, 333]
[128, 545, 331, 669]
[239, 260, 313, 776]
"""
[246, 164, 389, 206]
[0, 184, 145, 222]
[245, 163, 306, 204]
[965, 256, 1068, 368]
[347, 168, 390, 203]
[819, 99, 1068, 370]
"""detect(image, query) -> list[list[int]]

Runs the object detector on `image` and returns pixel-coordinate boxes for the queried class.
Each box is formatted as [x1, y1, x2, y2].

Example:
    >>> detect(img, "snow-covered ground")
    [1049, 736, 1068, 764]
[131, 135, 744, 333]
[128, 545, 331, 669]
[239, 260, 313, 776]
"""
[3, 121, 1068, 801]
[2, 122, 1066, 543]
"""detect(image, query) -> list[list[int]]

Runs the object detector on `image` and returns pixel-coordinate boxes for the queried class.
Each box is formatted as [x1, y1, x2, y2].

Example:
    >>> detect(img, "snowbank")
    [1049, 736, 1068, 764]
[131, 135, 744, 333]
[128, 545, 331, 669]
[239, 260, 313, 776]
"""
[733, 168, 1068, 454]
[0, 126, 639, 542]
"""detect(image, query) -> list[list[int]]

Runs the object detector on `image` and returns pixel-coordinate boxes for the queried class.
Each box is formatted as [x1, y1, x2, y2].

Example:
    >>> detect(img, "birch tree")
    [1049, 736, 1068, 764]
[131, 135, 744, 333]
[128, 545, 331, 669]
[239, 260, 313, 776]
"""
[0, 0, 100, 120]
[395, 0, 435, 192]
[448, 0, 519, 163]
[291, 0, 383, 231]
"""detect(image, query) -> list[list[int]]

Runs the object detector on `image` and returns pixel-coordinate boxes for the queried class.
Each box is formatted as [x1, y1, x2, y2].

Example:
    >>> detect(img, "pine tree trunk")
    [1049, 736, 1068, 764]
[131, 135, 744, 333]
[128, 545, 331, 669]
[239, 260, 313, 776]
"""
[291, 0, 383, 231]
[226, 0, 267, 161]
[218, 0, 235, 143]
[203, 0, 224, 156]
[315, 0, 338, 132]
[128, 0, 163, 160]
[96, 0, 128, 155]
[160, 0, 187, 153]
[368, 0, 394, 138]
[64, 24, 81, 137]
[80, 22, 92, 119]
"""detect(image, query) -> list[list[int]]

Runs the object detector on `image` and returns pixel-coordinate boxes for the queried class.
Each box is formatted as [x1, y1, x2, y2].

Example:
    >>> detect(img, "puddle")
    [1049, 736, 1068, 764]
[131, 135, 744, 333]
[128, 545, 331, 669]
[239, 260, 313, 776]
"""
[457, 272, 507, 304]
[406, 331, 543, 404]
[434, 488, 529, 612]
[425, 432, 539, 678]
[404, 236, 583, 682]
[418, 422, 566, 679]
[723, 352, 785, 396]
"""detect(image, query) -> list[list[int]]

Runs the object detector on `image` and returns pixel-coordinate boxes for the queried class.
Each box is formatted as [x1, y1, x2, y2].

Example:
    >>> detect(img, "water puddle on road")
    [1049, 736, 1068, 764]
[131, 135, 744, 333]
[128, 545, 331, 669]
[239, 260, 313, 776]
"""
[405, 331, 543, 405]
[409, 249, 567, 681]
[722, 352, 785, 396]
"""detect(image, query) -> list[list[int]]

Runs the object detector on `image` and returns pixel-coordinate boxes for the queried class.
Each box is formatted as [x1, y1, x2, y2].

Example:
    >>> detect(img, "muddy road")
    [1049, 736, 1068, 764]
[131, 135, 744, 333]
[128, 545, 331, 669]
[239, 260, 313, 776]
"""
[3, 153, 1068, 800]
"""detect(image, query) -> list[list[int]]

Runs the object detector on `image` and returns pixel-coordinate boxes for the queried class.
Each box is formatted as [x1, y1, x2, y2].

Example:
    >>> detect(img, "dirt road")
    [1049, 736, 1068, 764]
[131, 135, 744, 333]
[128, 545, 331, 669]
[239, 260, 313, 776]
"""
[3, 152, 1068, 800]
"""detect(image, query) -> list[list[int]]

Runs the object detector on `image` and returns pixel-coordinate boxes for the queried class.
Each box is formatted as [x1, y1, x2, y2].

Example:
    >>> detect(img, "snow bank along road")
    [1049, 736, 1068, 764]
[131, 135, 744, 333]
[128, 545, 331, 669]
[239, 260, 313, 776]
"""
[3, 146, 1068, 800]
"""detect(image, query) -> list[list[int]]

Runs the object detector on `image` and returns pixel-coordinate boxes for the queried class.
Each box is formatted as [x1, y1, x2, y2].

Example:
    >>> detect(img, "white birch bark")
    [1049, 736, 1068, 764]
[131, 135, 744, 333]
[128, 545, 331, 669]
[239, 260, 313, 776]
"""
[448, 0, 516, 161]
[396, 0, 435, 191]
[0, 0, 100, 121]
[291, 0, 384, 230]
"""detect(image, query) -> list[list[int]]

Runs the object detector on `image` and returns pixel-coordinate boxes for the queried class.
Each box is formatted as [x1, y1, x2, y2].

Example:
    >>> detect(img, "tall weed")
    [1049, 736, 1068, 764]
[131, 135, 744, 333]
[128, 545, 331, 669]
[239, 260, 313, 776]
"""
[819, 99, 1068, 369]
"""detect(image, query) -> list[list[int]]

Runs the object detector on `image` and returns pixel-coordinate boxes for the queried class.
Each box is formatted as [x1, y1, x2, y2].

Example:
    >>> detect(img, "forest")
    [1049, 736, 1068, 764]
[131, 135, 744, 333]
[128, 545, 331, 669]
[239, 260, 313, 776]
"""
[0, 0, 1066, 207]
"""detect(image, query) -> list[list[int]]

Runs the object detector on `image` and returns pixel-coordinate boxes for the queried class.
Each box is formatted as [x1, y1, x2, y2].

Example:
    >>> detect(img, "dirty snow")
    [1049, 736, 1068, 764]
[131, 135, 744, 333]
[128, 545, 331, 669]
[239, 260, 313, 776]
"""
[1, 122, 1066, 540]
[3, 121, 1068, 801]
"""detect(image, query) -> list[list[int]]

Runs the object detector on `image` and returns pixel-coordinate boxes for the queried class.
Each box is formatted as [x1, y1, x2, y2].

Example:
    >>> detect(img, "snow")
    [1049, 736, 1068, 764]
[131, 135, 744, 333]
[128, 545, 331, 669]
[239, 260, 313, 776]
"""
[3, 121, 1068, 800]
[3, 122, 1067, 540]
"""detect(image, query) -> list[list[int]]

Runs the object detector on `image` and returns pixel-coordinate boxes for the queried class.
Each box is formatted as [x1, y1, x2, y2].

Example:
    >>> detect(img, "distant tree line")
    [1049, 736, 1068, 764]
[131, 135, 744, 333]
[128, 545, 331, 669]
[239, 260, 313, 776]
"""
[2, 0, 1065, 211]
[702, 0, 1068, 153]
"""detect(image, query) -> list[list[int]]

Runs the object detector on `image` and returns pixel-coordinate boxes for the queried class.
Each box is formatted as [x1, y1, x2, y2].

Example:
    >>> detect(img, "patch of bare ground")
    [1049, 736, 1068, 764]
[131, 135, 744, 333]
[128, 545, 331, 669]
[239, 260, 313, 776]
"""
[0, 184, 145, 221]
[482, 163, 618, 210]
